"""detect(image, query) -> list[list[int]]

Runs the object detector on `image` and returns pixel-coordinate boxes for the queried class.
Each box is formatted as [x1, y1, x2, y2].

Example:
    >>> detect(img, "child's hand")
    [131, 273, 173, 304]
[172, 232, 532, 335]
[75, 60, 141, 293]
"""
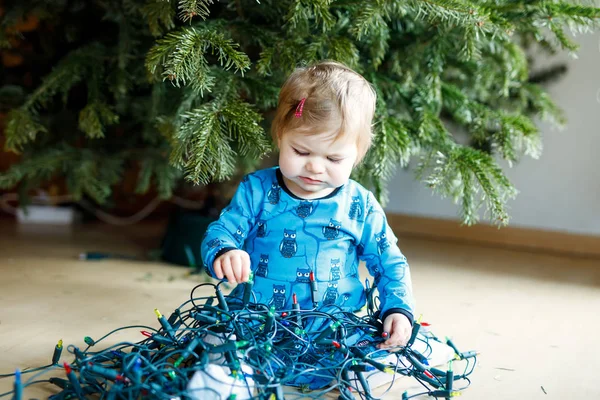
[213, 250, 251, 284]
[377, 313, 412, 349]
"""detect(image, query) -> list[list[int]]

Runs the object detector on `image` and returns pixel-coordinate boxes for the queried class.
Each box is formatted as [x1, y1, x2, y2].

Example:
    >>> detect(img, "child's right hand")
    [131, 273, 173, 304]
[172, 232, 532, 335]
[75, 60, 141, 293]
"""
[213, 250, 251, 284]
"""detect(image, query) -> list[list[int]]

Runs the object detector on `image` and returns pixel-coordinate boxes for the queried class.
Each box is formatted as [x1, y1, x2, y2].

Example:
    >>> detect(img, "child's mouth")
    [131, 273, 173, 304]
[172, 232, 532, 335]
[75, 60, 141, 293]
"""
[300, 176, 322, 184]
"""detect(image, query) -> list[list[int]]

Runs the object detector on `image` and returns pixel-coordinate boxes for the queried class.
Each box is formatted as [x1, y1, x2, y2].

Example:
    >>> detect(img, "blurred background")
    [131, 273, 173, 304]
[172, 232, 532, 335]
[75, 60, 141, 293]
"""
[389, 31, 600, 237]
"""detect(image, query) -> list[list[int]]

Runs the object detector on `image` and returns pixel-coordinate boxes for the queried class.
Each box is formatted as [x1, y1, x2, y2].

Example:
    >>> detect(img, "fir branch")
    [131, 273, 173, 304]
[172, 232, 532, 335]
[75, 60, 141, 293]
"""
[521, 83, 566, 127]
[350, 3, 388, 40]
[257, 37, 310, 75]
[171, 102, 234, 184]
[336, 6, 393, 66]
[155, 115, 180, 145]
[168, 95, 269, 185]
[141, 0, 176, 36]
[4, 109, 48, 153]
[545, 2, 600, 24]
[146, 26, 251, 94]
[154, 162, 183, 198]
[367, 72, 412, 116]
[137, 158, 182, 198]
[220, 99, 271, 158]
[2, 145, 126, 204]
[458, 24, 481, 61]
[256, 47, 275, 76]
[441, 82, 476, 125]
[495, 113, 542, 162]
[411, 90, 454, 149]
[442, 79, 544, 163]
[549, 22, 580, 51]
[67, 156, 123, 204]
[501, 41, 529, 96]
[0, 148, 62, 189]
[116, 16, 137, 72]
[262, 31, 360, 76]
[356, 115, 413, 204]
[412, 0, 501, 32]
[173, 87, 203, 126]
[418, 147, 517, 226]
[178, 0, 214, 22]
[78, 102, 120, 139]
[324, 36, 360, 68]
[457, 156, 477, 225]
[286, 0, 336, 33]
[366, 23, 391, 69]
[237, 75, 281, 110]
[22, 43, 106, 112]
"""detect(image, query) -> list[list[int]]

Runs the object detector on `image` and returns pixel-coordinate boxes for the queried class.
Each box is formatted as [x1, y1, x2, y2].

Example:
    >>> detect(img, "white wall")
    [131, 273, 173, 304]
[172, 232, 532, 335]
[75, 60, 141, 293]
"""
[385, 32, 600, 236]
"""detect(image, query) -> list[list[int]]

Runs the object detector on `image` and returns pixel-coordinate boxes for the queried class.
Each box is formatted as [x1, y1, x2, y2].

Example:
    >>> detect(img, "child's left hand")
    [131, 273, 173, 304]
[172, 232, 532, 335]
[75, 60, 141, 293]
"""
[377, 313, 412, 349]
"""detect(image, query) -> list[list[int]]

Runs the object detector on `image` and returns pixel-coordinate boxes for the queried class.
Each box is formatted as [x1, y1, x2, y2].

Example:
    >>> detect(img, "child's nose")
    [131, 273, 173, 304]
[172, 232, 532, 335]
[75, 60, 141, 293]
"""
[306, 160, 324, 174]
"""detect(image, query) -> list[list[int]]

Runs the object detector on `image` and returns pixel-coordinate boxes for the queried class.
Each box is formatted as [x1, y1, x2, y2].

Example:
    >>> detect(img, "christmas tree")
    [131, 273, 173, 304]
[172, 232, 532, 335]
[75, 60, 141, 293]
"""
[1, 0, 598, 225]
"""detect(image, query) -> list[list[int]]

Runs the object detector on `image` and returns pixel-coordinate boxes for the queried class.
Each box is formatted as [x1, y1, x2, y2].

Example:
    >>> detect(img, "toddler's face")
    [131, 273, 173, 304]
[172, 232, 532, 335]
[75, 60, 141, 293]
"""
[278, 131, 357, 199]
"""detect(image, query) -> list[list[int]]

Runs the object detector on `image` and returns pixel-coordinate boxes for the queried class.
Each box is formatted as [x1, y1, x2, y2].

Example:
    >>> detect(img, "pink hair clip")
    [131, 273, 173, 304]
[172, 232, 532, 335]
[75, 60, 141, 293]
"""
[295, 98, 306, 118]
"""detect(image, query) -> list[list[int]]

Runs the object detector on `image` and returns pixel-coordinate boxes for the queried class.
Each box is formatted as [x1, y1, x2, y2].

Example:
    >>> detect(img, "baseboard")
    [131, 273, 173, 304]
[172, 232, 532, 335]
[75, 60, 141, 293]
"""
[387, 213, 600, 259]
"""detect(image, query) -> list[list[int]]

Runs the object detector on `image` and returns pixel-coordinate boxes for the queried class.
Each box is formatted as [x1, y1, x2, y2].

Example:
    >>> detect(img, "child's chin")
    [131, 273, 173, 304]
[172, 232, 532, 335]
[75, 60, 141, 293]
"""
[309, 189, 333, 198]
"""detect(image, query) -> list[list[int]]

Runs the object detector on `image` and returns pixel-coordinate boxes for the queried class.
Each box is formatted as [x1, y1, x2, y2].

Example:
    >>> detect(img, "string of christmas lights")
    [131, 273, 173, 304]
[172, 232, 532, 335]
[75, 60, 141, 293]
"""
[0, 277, 477, 399]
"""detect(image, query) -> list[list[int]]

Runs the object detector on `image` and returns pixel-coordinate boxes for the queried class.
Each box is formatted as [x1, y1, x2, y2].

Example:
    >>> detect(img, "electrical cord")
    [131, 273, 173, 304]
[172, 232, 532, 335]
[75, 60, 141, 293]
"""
[0, 282, 478, 400]
[0, 192, 206, 226]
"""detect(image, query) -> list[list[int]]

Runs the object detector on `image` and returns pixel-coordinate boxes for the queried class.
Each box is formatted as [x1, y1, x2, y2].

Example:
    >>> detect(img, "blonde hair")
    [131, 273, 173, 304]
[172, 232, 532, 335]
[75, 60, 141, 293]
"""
[271, 61, 377, 163]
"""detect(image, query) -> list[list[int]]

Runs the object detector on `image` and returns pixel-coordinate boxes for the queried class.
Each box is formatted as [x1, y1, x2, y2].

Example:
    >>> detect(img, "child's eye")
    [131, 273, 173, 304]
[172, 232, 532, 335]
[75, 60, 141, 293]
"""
[293, 148, 309, 156]
[327, 157, 342, 164]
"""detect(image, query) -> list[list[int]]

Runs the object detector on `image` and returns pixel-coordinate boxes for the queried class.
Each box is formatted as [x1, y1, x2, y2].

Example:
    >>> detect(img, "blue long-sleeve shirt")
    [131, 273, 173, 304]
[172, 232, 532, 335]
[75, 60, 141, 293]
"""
[201, 167, 414, 322]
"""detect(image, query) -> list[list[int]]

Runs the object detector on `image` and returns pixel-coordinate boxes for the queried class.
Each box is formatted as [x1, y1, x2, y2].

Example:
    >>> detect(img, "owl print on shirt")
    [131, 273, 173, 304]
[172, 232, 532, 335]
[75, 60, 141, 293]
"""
[296, 267, 311, 283]
[375, 230, 390, 255]
[295, 200, 314, 219]
[233, 225, 246, 244]
[330, 258, 341, 281]
[323, 282, 338, 305]
[207, 238, 222, 249]
[256, 219, 267, 238]
[272, 284, 286, 309]
[267, 182, 281, 204]
[323, 219, 341, 240]
[256, 254, 269, 277]
[348, 196, 363, 220]
[280, 229, 297, 258]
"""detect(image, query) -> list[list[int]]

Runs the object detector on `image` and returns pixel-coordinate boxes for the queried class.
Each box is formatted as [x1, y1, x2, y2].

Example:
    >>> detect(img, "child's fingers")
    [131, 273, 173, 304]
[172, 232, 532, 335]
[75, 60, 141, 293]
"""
[220, 256, 235, 283]
[377, 318, 395, 349]
[382, 316, 393, 340]
[213, 259, 224, 280]
[240, 252, 251, 283]
[383, 332, 403, 347]
[230, 254, 244, 283]
[378, 317, 409, 349]
[389, 318, 410, 346]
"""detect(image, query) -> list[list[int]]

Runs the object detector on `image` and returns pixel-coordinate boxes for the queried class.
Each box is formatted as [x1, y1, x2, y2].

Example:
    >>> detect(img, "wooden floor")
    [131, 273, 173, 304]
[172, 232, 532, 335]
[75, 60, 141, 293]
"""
[0, 219, 599, 399]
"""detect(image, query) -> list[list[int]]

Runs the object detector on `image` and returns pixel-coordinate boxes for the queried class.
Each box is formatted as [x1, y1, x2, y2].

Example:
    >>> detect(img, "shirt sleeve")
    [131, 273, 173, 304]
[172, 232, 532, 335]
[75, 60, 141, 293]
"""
[201, 176, 256, 278]
[358, 193, 415, 322]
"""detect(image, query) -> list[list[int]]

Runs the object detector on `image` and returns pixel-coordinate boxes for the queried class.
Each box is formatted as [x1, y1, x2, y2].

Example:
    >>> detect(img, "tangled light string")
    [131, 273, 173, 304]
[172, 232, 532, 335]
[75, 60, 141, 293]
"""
[1, 277, 477, 400]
